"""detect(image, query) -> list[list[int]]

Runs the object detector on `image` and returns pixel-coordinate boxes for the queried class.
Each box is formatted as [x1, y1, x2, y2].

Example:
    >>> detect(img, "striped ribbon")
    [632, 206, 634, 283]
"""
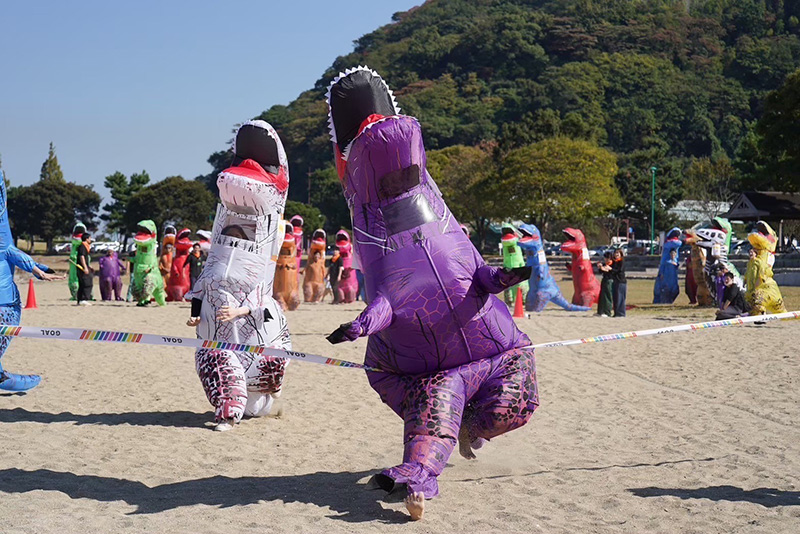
[0, 325, 383, 372]
[529, 310, 800, 349]
[0, 310, 797, 373]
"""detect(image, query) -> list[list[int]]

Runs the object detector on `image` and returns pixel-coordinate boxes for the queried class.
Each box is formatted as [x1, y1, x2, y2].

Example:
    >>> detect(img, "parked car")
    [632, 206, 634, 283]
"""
[54, 243, 71, 253]
[730, 240, 753, 257]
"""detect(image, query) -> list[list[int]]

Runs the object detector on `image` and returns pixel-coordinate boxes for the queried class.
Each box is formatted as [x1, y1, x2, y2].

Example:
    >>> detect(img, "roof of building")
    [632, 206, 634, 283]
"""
[722, 191, 800, 221]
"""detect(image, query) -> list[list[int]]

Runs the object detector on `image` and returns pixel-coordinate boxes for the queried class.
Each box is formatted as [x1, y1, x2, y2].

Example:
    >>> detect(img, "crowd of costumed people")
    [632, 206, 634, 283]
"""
[3, 65, 793, 522]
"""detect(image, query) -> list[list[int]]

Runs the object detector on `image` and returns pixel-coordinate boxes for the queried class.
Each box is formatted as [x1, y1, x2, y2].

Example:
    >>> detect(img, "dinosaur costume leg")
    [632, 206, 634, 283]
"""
[195, 348, 248, 423]
[0, 304, 40, 392]
[371, 348, 538, 498]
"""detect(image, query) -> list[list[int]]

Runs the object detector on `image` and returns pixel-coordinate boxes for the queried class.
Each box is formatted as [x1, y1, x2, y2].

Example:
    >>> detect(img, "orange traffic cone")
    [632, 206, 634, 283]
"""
[24, 278, 38, 309]
[513, 286, 524, 318]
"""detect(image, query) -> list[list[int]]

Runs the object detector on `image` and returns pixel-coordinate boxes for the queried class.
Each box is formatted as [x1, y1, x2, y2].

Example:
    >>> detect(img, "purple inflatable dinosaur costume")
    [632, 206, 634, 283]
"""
[325, 67, 539, 519]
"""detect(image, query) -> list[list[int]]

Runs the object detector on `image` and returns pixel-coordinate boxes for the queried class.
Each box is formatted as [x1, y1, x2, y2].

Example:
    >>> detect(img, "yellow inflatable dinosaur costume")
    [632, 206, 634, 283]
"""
[745, 221, 786, 315]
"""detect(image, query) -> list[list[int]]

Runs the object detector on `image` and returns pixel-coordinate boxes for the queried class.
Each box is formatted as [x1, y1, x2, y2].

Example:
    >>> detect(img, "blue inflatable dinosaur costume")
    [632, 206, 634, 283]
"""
[518, 224, 590, 312]
[0, 170, 56, 392]
[653, 227, 682, 304]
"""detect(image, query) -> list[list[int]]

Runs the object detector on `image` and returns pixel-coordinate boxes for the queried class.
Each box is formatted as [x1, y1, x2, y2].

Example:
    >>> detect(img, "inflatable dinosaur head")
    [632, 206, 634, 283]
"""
[693, 225, 726, 251]
[174, 228, 193, 253]
[683, 228, 699, 245]
[519, 224, 543, 252]
[326, 66, 459, 269]
[501, 225, 519, 249]
[310, 229, 327, 254]
[335, 229, 352, 254]
[666, 227, 682, 241]
[278, 221, 296, 260]
[162, 225, 176, 248]
[561, 227, 588, 256]
[748, 220, 777, 253]
[196, 230, 211, 253]
[212, 120, 289, 258]
[72, 222, 87, 242]
[290, 215, 304, 235]
[134, 220, 158, 255]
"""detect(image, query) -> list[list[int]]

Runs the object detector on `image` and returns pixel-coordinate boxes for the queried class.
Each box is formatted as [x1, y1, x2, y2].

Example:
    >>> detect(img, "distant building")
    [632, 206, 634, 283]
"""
[668, 200, 732, 223]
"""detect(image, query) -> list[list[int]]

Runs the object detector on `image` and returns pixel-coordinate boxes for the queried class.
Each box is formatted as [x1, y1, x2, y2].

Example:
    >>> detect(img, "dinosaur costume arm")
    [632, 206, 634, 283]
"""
[473, 265, 532, 295]
[7, 246, 50, 276]
[327, 291, 393, 343]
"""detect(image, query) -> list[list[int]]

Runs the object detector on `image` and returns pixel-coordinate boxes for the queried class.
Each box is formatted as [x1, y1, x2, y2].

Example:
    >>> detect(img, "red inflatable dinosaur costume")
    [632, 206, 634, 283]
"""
[561, 227, 600, 307]
[167, 228, 193, 301]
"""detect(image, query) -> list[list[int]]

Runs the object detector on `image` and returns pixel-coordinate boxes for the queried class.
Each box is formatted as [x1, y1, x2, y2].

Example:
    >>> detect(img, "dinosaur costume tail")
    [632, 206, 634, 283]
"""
[552, 294, 590, 312]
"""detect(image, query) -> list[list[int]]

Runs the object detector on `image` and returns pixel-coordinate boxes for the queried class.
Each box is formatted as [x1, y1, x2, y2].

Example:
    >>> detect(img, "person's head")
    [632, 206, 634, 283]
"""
[313, 250, 322, 260]
[192, 243, 201, 254]
[105, 249, 113, 256]
[670, 249, 677, 259]
[165, 244, 174, 253]
[221, 224, 247, 240]
[749, 248, 756, 260]
[723, 271, 735, 286]
[81, 233, 92, 243]
[613, 248, 623, 261]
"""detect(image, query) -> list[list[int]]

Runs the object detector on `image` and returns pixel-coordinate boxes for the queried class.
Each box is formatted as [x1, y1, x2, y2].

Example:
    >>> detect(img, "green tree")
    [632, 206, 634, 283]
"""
[8, 144, 101, 251]
[40, 142, 64, 182]
[308, 166, 349, 233]
[754, 68, 800, 190]
[101, 170, 151, 247]
[125, 176, 216, 236]
[427, 144, 500, 250]
[284, 200, 327, 240]
[684, 156, 739, 221]
[497, 138, 622, 236]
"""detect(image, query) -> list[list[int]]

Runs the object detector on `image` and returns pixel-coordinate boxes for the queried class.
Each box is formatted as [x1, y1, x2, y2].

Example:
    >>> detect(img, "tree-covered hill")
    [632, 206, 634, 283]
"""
[198, 0, 800, 235]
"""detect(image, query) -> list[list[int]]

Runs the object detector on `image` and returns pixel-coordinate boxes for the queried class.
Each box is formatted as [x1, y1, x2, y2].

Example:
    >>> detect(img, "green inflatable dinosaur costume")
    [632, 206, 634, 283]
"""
[131, 220, 165, 306]
[68, 222, 86, 300]
[501, 225, 529, 306]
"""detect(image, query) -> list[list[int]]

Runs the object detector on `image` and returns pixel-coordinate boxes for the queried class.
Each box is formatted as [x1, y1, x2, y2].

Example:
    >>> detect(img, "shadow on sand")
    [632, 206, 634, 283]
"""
[629, 485, 800, 508]
[0, 468, 409, 522]
[0, 407, 213, 429]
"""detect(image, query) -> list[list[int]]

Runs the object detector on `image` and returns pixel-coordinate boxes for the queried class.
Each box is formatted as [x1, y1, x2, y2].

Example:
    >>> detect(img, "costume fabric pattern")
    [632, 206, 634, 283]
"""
[325, 67, 538, 500]
[187, 120, 291, 423]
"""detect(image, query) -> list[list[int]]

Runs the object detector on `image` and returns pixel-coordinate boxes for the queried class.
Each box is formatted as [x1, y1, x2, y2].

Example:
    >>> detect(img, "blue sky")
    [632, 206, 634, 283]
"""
[0, 0, 420, 198]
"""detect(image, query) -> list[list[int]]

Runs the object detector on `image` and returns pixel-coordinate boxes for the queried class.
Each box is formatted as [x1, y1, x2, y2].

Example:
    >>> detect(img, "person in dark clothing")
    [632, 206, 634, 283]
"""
[76, 233, 94, 305]
[186, 243, 206, 290]
[715, 272, 748, 320]
[596, 251, 614, 316]
[611, 248, 627, 317]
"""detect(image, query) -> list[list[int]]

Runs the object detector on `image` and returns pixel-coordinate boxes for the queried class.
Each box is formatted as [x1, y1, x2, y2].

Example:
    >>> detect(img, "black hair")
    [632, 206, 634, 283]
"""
[81, 233, 91, 241]
[723, 271, 735, 280]
[603, 251, 612, 259]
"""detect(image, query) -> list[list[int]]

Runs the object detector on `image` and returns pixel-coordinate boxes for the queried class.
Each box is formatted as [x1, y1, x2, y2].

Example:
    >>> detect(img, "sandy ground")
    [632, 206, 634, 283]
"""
[0, 275, 798, 534]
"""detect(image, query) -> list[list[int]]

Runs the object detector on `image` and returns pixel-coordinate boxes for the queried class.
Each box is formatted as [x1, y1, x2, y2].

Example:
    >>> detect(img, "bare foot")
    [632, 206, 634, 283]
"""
[404, 492, 425, 521]
[458, 424, 476, 460]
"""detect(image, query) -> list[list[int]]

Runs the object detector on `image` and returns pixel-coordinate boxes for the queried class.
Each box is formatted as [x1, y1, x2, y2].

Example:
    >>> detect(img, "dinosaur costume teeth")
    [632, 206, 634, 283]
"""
[187, 120, 292, 425]
[325, 67, 538, 501]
